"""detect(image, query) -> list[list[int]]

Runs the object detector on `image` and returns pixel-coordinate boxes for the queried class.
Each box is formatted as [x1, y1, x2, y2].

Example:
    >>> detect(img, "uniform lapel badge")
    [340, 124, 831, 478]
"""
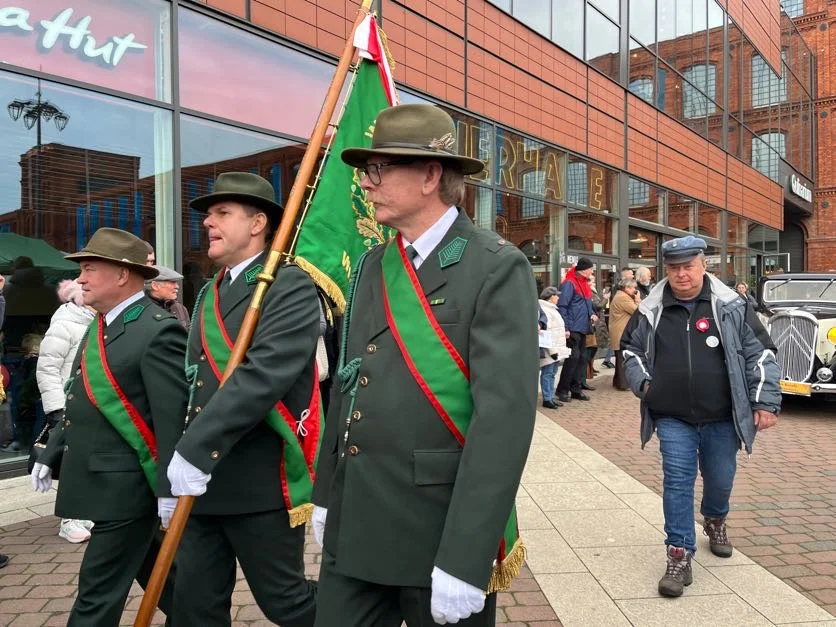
[695, 317, 710, 333]
[429, 298, 446, 305]
[123, 304, 145, 324]
[438, 236, 468, 269]
[245, 264, 263, 285]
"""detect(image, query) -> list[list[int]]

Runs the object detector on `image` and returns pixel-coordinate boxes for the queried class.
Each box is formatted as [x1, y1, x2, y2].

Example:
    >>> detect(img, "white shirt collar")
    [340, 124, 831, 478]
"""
[104, 291, 145, 327]
[402, 206, 459, 269]
[227, 252, 262, 284]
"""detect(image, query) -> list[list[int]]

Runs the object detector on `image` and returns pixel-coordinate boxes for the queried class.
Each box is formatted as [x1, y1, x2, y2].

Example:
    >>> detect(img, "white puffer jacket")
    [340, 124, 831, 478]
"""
[36, 302, 94, 414]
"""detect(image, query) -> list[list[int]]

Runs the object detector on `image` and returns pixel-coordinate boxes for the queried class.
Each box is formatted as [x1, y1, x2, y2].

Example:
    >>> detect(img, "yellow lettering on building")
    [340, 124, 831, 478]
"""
[544, 151, 563, 201]
[590, 166, 604, 210]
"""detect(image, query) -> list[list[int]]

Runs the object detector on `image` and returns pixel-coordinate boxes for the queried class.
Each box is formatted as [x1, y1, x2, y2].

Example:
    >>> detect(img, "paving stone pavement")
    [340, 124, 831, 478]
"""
[543, 366, 836, 615]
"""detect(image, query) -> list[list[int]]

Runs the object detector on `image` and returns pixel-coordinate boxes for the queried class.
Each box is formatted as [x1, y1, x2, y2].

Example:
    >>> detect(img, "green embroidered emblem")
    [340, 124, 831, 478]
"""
[438, 237, 468, 268]
[429, 298, 446, 305]
[123, 304, 145, 324]
[245, 264, 264, 285]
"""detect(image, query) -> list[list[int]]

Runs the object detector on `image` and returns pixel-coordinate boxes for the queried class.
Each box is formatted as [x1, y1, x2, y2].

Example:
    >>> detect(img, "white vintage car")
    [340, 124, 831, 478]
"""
[757, 273, 836, 398]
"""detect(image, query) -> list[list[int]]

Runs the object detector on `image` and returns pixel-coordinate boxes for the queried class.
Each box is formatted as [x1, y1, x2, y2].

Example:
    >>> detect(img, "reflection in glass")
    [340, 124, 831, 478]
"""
[657, 0, 675, 42]
[630, 0, 656, 44]
[179, 115, 298, 308]
[727, 214, 749, 246]
[752, 52, 787, 108]
[629, 78, 654, 103]
[522, 171, 546, 218]
[179, 8, 332, 137]
[567, 161, 588, 206]
[667, 193, 695, 232]
[514, 0, 551, 36]
[495, 129, 565, 202]
[682, 65, 716, 117]
[554, 0, 585, 58]
[463, 184, 494, 230]
[591, 0, 620, 23]
[629, 227, 659, 274]
[751, 132, 785, 181]
[781, 0, 804, 17]
[489, 0, 512, 9]
[568, 210, 618, 254]
[586, 7, 621, 81]
[629, 39, 656, 103]
[697, 203, 721, 239]
[628, 178, 664, 224]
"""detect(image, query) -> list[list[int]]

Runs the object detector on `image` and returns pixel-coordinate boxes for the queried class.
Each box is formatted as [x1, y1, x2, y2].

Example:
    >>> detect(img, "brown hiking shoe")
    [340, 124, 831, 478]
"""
[658, 546, 693, 597]
[703, 517, 734, 557]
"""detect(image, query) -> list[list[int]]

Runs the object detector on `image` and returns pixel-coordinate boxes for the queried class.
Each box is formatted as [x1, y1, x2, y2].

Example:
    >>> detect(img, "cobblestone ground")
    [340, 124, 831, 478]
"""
[542, 368, 836, 615]
[0, 516, 561, 626]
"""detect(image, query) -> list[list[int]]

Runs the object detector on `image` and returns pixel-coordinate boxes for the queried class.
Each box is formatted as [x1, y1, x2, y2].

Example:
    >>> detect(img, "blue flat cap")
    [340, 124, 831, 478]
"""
[662, 236, 707, 263]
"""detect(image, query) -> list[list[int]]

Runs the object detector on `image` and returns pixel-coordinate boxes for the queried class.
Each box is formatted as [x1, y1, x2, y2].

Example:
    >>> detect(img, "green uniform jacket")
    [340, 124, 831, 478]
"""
[40, 296, 188, 521]
[312, 211, 539, 591]
[176, 254, 320, 515]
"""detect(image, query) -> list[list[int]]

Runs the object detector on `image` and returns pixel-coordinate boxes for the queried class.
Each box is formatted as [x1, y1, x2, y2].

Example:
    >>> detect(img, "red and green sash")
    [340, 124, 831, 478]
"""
[81, 315, 158, 490]
[380, 235, 525, 593]
[199, 271, 322, 527]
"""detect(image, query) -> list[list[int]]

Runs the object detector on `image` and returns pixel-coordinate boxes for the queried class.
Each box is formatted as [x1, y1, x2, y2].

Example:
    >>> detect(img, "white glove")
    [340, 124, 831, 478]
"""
[430, 566, 486, 624]
[158, 497, 178, 529]
[167, 451, 212, 496]
[31, 462, 52, 493]
[312, 505, 327, 548]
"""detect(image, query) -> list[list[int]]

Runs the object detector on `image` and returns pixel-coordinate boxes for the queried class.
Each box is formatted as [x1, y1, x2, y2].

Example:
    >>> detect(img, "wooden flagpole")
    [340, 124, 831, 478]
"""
[134, 1, 374, 623]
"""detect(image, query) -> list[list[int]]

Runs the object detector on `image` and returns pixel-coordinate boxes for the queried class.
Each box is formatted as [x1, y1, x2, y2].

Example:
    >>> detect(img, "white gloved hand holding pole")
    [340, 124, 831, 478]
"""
[31, 462, 52, 493]
[312, 505, 327, 548]
[167, 451, 211, 496]
[158, 497, 178, 529]
[430, 566, 486, 625]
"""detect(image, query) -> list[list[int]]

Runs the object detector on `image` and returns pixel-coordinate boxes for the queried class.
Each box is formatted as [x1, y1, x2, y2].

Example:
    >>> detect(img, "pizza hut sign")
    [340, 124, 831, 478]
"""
[0, 5, 146, 68]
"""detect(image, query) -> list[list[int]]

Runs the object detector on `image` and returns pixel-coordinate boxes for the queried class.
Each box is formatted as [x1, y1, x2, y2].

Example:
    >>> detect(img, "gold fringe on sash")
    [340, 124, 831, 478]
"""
[487, 539, 527, 594]
[295, 257, 347, 314]
[288, 502, 314, 528]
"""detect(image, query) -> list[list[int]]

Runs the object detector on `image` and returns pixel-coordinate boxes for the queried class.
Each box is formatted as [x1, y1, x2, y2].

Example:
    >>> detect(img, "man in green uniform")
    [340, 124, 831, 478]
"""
[167, 172, 320, 626]
[30, 227, 187, 626]
[311, 104, 539, 626]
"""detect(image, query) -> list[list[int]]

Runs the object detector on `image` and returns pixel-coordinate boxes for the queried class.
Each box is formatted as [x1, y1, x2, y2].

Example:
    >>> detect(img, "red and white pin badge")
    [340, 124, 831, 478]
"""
[695, 317, 710, 333]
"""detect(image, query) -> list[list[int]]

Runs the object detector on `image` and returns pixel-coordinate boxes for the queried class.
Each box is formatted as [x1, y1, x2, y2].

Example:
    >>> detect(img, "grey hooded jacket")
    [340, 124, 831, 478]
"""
[621, 274, 781, 453]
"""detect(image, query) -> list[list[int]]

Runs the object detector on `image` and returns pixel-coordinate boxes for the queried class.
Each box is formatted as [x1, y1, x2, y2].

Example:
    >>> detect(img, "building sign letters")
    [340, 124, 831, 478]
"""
[789, 174, 812, 203]
[0, 6, 147, 68]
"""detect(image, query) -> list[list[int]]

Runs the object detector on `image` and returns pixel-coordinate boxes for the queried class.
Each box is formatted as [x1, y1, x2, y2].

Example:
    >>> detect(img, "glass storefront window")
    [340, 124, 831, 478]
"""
[727, 214, 749, 247]
[586, 8, 621, 82]
[449, 112, 494, 184]
[179, 114, 298, 310]
[697, 203, 721, 239]
[178, 8, 333, 138]
[0, 70, 172, 462]
[463, 184, 494, 231]
[666, 193, 695, 231]
[628, 227, 659, 277]
[726, 246, 751, 286]
[628, 178, 664, 223]
[0, 0, 172, 102]
[495, 129, 565, 202]
[566, 157, 617, 213]
[568, 210, 618, 254]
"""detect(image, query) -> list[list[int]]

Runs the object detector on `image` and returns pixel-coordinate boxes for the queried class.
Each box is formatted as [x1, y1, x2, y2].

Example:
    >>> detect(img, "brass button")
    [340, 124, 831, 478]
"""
[64, 420, 71, 428]
[366, 344, 377, 354]
[194, 406, 202, 414]
[75, 368, 81, 375]
[155, 313, 162, 319]
[63, 445, 69, 453]
[351, 410, 362, 422]
[199, 354, 207, 361]
[359, 376, 369, 387]
[347, 445, 359, 456]
[103, 334, 108, 340]
[210, 451, 220, 460]
[67, 394, 74, 401]
[196, 380, 204, 388]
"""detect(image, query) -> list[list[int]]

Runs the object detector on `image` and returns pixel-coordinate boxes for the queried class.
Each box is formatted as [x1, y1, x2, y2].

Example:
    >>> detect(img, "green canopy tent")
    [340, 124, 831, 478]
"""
[0, 233, 78, 283]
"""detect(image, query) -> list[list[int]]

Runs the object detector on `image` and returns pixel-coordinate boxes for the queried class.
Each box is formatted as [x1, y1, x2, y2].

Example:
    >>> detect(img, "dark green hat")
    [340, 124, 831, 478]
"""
[189, 172, 284, 222]
[66, 228, 159, 280]
[341, 104, 485, 175]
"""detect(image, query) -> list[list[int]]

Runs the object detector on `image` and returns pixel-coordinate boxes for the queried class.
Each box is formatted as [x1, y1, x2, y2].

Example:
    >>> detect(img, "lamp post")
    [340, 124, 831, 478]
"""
[7, 84, 69, 239]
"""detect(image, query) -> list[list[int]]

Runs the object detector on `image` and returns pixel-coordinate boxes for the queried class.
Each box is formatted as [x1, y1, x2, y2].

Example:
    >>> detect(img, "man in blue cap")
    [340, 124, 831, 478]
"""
[620, 235, 781, 598]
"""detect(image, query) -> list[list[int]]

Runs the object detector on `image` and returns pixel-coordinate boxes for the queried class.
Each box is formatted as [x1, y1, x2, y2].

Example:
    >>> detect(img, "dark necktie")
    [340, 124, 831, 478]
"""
[219, 271, 232, 300]
[405, 245, 418, 267]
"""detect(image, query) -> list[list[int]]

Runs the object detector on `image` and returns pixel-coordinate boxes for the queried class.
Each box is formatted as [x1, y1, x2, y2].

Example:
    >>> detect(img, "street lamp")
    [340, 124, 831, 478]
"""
[7, 84, 69, 238]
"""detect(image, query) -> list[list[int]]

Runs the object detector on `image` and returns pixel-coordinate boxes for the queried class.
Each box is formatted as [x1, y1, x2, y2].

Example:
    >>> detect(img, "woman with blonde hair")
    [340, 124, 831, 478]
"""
[608, 278, 642, 390]
[36, 279, 95, 543]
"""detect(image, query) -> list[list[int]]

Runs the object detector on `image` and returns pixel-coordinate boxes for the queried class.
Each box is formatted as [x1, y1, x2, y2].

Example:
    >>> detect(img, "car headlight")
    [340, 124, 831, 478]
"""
[817, 367, 834, 383]
[828, 327, 836, 345]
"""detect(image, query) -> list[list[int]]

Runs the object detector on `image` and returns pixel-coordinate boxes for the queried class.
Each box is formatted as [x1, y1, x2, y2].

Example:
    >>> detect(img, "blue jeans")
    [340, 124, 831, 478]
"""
[540, 362, 559, 402]
[655, 417, 739, 552]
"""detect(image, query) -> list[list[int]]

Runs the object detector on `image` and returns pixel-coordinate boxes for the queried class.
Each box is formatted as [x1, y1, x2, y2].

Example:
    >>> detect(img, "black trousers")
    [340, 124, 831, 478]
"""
[69, 516, 173, 627]
[556, 331, 585, 395]
[315, 550, 497, 627]
[173, 509, 316, 627]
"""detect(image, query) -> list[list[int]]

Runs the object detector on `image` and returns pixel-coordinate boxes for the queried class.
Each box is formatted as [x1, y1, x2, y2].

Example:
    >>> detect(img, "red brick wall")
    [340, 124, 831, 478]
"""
[188, 0, 792, 233]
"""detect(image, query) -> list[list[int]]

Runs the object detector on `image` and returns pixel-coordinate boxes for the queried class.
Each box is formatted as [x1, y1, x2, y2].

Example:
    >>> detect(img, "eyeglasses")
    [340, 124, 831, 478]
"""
[357, 160, 413, 185]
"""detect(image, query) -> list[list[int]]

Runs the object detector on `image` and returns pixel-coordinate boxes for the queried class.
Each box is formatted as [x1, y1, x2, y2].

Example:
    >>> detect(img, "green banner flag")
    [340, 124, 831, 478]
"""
[294, 56, 396, 312]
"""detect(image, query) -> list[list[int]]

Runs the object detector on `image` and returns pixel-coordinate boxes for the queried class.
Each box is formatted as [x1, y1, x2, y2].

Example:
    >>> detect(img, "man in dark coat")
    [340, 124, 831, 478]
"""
[556, 258, 597, 402]
[311, 104, 539, 626]
[30, 228, 187, 626]
[166, 172, 320, 626]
